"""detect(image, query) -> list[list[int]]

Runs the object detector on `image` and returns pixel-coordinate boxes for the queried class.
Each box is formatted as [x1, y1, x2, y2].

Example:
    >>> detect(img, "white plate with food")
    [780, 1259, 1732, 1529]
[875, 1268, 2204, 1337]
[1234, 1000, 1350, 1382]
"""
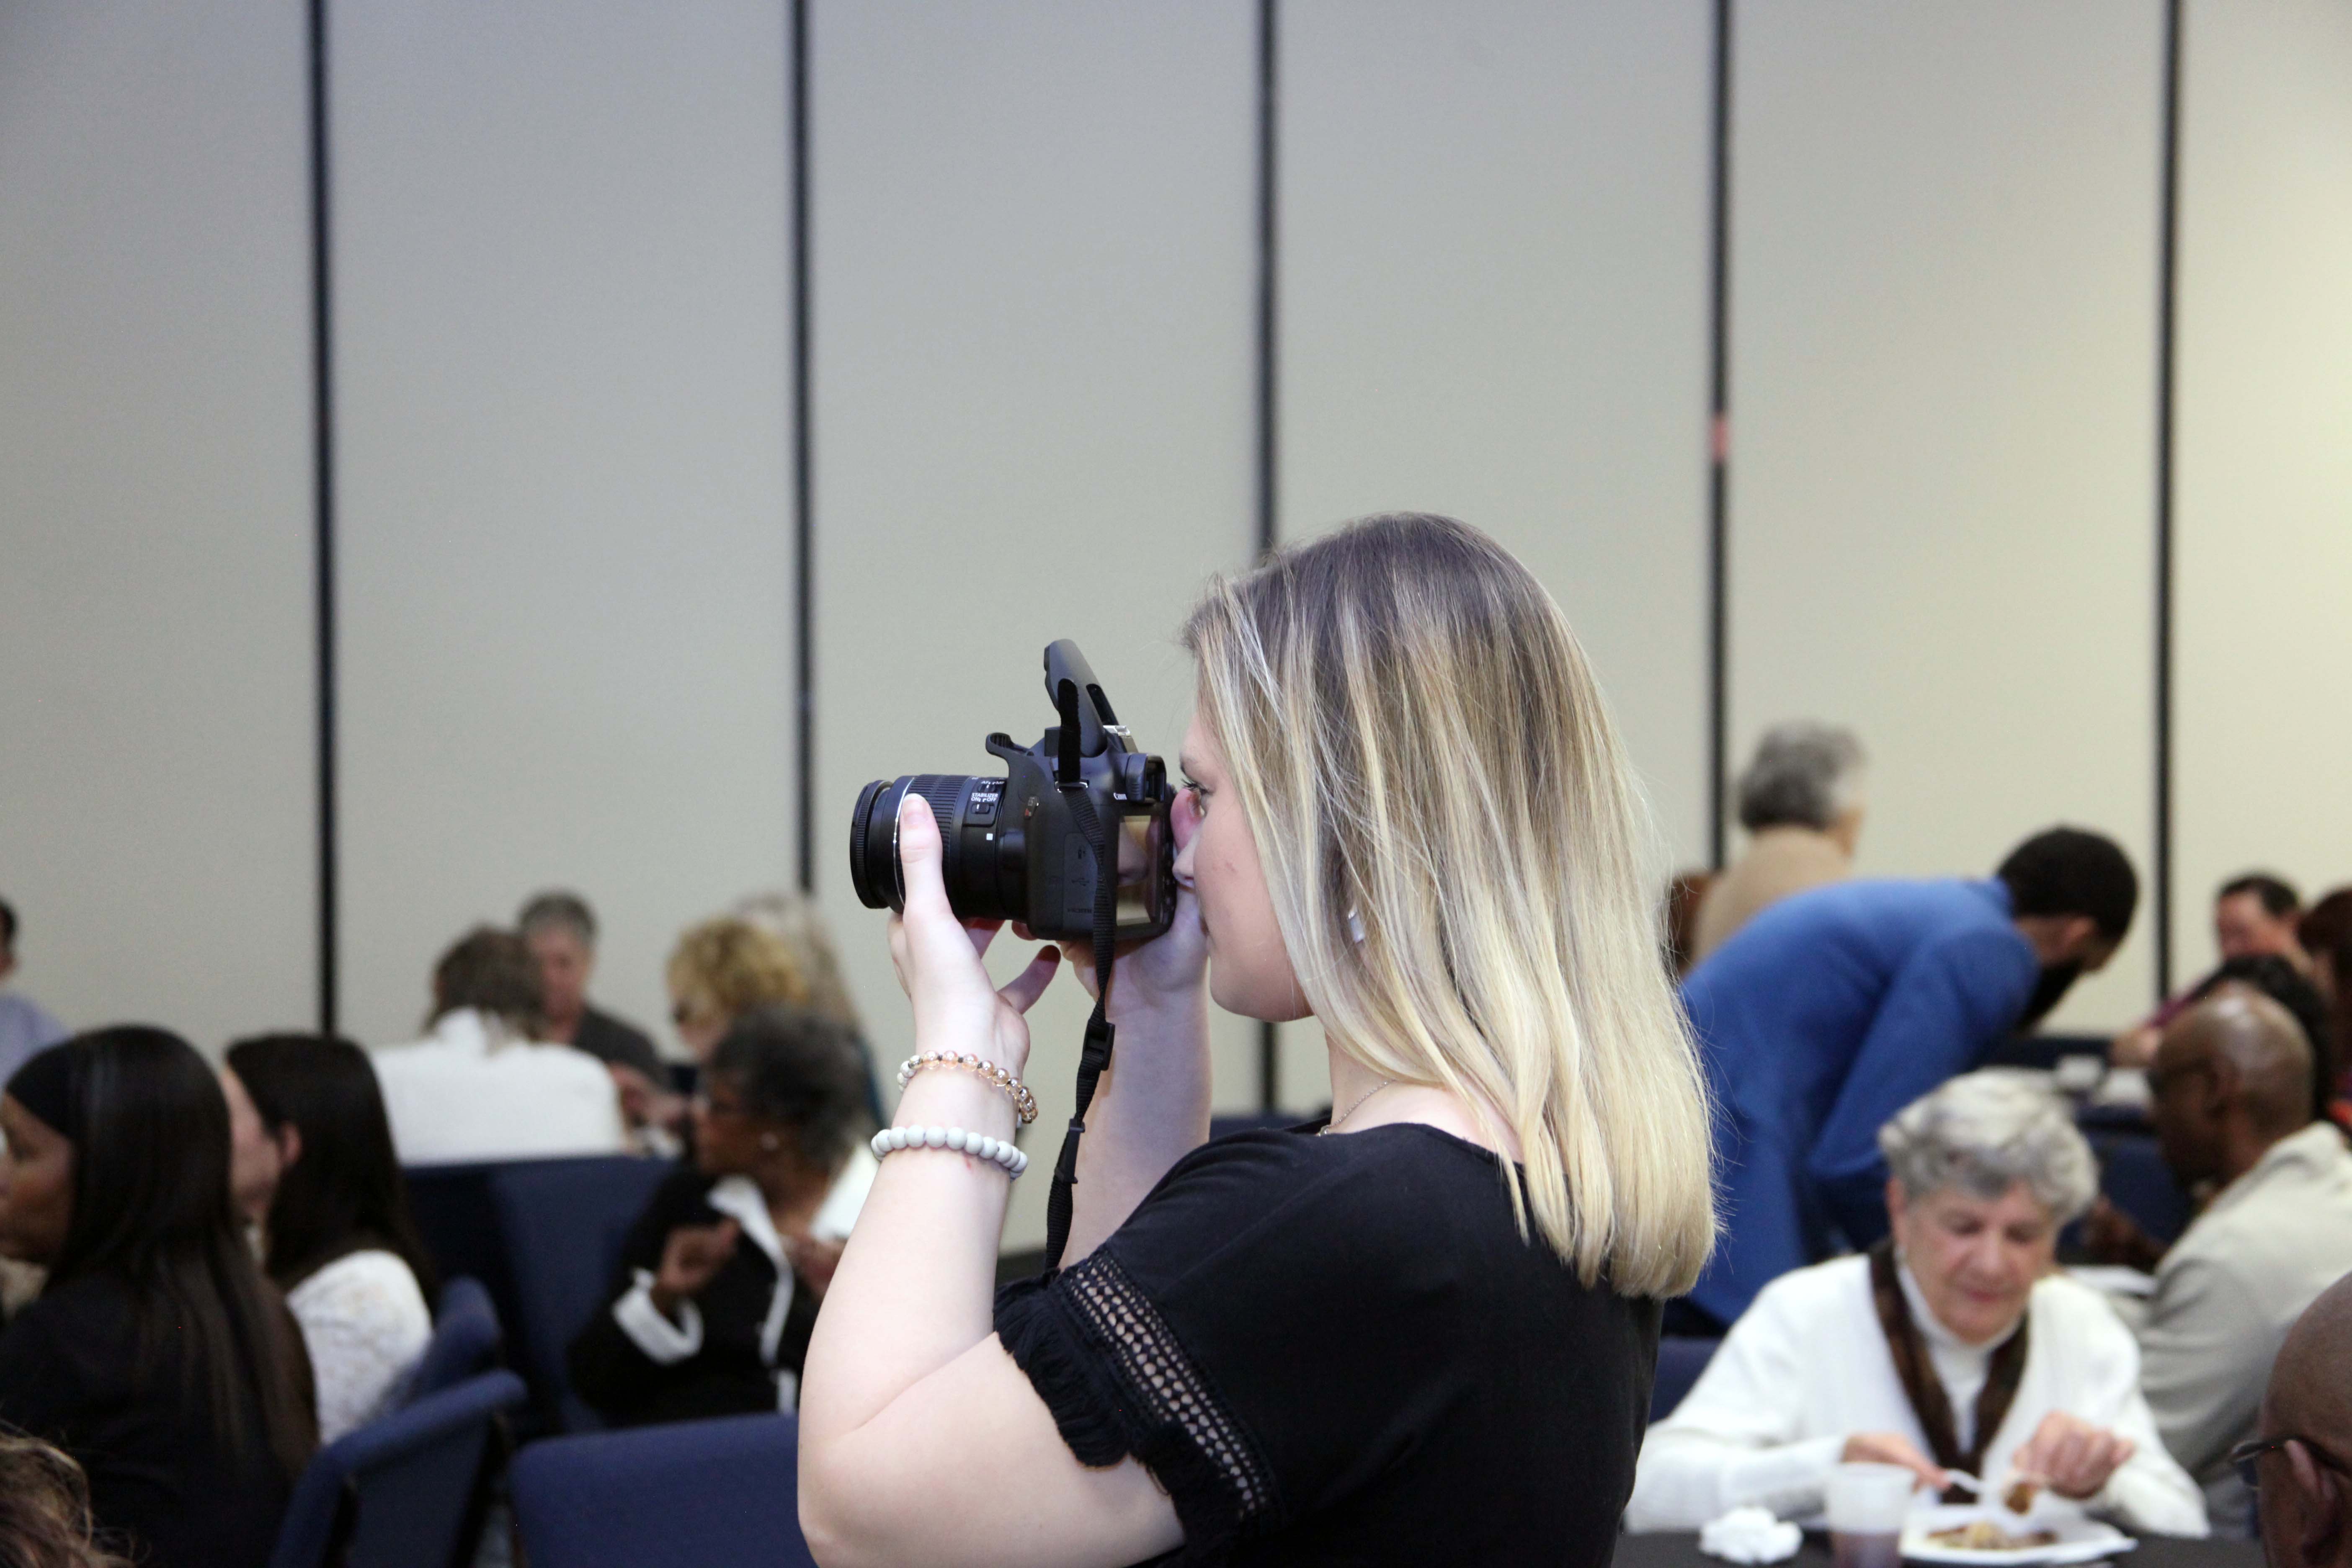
[1898, 1503, 2136, 1565]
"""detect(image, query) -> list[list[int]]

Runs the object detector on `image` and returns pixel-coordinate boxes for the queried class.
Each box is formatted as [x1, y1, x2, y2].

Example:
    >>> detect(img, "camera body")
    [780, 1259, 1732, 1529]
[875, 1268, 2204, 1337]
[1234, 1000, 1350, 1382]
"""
[849, 641, 1178, 943]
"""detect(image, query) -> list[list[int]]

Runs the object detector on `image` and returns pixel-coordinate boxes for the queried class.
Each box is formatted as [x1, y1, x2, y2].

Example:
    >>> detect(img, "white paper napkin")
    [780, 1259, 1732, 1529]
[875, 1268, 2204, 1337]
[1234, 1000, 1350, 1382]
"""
[1699, 1505, 1804, 1564]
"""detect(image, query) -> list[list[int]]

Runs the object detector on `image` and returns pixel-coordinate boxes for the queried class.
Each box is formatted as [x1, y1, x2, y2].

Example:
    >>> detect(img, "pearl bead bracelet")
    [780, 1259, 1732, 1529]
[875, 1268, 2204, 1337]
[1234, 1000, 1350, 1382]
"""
[896, 1051, 1039, 1125]
[870, 1124, 1029, 1178]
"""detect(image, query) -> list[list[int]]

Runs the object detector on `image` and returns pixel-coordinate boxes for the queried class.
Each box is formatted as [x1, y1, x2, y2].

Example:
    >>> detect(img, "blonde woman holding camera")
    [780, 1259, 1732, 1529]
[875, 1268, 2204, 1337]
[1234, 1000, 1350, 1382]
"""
[800, 513, 1716, 1567]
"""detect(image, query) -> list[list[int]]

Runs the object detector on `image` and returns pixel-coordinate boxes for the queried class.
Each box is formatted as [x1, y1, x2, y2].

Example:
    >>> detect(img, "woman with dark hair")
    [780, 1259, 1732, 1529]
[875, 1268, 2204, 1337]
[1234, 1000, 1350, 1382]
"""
[224, 1034, 438, 1442]
[568, 1005, 876, 1426]
[0, 1028, 317, 1568]
[2301, 889, 2352, 1118]
[2187, 955, 2342, 1128]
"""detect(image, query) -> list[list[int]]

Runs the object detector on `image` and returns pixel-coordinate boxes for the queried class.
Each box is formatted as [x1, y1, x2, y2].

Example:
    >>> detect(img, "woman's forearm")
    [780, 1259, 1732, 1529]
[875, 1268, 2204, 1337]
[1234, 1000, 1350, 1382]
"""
[800, 1068, 1019, 1444]
[1062, 983, 1212, 1262]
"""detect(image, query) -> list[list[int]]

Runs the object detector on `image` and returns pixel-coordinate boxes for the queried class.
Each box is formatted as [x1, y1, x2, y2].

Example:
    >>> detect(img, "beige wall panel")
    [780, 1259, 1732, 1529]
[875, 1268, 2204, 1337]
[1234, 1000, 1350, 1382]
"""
[1728, 0, 2162, 1031]
[2172, 0, 2352, 978]
[1281, 0, 1714, 869]
[333, 2, 796, 1050]
[0, 3, 314, 1051]
[1279, 0, 1714, 1112]
[811, 2, 1257, 1248]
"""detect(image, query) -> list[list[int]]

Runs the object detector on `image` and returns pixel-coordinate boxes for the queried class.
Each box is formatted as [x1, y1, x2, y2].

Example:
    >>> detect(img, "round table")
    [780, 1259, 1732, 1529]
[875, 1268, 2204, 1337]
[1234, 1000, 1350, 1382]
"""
[1612, 1531, 2262, 1568]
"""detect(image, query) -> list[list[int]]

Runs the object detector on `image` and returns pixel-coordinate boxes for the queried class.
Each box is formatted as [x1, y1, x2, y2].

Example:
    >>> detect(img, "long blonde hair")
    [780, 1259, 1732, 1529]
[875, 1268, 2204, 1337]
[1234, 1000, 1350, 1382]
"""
[1183, 513, 1716, 1296]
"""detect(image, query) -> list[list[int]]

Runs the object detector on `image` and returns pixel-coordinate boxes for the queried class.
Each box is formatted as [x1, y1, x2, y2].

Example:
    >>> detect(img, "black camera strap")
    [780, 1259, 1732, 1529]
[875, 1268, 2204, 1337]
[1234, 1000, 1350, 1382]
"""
[1041, 683, 1120, 1276]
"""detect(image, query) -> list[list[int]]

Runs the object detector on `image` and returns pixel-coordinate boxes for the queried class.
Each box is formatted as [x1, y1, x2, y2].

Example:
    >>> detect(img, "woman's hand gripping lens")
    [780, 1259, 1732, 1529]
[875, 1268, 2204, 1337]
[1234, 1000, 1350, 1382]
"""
[887, 793, 1060, 1078]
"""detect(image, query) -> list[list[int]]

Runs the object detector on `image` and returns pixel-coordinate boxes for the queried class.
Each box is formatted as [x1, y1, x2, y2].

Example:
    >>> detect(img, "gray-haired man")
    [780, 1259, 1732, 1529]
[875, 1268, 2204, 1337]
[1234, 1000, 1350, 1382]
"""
[519, 890, 665, 1086]
[1691, 721, 1867, 965]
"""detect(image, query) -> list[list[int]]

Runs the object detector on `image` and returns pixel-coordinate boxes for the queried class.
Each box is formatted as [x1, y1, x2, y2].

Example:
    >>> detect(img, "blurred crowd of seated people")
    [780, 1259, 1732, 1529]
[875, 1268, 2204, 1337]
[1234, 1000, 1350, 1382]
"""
[1653, 724, 2352, 1542]
[8, 730, 2352, 1562]
[0, 885, 879, 1564]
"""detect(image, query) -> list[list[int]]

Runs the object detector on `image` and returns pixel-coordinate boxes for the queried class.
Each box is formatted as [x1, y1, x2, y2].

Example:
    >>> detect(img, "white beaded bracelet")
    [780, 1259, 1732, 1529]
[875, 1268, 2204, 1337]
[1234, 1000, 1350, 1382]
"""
[869, 1124, 1029, 1178]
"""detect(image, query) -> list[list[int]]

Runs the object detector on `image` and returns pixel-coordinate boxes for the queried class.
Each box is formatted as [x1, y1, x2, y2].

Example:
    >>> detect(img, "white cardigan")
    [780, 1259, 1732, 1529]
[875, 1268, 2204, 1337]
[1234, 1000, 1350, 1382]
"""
[286, 1249, 431, 1443]
[1627, 1254, 2208, 1537]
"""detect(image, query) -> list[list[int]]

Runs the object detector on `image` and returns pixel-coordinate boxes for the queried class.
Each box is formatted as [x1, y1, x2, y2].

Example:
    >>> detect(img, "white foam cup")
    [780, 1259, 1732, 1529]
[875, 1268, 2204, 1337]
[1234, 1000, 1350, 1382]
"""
[1825, 1462, 1919, 1536]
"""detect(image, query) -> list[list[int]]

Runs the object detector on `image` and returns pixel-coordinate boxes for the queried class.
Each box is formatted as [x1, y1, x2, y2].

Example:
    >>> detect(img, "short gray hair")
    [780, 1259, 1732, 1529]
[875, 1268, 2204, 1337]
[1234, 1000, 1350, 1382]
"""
[518, 890, 596, 946]
[1736, 722, 1865, 832]
[1878, 1070, 2097, 1222]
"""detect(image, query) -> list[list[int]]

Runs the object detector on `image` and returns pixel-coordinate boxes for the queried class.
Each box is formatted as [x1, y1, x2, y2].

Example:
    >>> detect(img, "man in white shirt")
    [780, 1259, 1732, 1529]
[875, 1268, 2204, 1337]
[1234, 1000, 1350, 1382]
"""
[373, 926, 628, 1165]
[2104, 989, 2352, 1535]
[1629, 1072, 2205, 1537]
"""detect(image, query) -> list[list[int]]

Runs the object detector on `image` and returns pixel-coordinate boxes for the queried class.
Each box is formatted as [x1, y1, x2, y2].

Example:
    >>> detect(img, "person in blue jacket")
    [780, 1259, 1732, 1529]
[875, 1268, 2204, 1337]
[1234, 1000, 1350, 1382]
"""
[1678, 825, 2138, 1331]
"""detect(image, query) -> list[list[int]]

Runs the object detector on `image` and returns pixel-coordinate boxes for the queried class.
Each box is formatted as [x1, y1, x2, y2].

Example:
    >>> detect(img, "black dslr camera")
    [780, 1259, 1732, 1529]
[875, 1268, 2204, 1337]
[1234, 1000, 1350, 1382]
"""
[848, 641, 1179, 944]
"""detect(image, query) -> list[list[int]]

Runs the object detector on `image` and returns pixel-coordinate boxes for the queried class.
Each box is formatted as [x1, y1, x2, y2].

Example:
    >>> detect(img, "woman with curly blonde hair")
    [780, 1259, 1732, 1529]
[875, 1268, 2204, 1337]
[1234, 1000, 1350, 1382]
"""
[799, 514, 1716, 1566]
[666, 918, 811, 1062]
[604, 918, 819, 1140]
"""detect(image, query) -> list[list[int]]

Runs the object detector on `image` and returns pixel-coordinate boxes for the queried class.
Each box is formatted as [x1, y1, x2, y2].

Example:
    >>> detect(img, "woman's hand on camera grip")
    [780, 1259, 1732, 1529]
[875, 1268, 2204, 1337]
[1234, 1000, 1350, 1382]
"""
[1030, 886, 1208, 1026]
[1021, 788, 1208, 1025]
[887, 794, 1059, 1078]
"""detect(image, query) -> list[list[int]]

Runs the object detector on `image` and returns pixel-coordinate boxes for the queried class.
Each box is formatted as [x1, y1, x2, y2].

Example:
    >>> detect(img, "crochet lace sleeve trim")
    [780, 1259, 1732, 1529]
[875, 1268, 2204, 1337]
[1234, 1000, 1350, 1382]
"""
[998, 1251, 1277, 1554]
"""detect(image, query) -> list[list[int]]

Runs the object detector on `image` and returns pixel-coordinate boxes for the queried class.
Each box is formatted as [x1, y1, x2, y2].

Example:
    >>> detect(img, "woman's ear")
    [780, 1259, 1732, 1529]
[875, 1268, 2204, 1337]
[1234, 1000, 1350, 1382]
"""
[276, 1122, 303, 1171]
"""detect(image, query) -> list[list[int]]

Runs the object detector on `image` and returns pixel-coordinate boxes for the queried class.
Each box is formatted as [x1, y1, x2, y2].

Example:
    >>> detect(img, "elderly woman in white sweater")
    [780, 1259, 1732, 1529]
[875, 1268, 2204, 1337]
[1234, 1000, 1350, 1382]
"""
[1628, 1071, 2207, 1537]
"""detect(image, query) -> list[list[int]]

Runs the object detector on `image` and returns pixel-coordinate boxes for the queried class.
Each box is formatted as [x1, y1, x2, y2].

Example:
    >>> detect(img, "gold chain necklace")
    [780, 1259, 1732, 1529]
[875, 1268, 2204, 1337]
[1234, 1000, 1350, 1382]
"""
[1319, 1077, 1394, 1136]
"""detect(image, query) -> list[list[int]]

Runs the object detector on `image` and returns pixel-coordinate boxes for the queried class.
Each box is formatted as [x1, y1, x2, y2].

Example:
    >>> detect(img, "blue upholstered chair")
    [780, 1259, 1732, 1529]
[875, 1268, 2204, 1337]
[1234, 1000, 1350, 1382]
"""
[2090, 1129, 2194, 1246]
[405, 1275, 503, 1402]
[269, 1369, 528, 1568]
[510, 1412, 817, 1568]
[1651, 1336, 1721, 1424]
[490, 1155, 673, 1432]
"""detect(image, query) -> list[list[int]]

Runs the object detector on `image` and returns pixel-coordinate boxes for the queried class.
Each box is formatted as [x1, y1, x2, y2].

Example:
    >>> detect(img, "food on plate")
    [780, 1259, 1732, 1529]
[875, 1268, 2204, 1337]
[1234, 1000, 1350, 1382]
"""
[2001, 1478, 2043, 1515]
[1925, 1521, 2060, 1552]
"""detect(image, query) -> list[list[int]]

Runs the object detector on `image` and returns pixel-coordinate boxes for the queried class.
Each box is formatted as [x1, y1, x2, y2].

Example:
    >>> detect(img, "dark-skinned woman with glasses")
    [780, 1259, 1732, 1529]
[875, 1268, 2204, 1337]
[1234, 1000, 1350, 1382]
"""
[569, 1006, 876, 1426]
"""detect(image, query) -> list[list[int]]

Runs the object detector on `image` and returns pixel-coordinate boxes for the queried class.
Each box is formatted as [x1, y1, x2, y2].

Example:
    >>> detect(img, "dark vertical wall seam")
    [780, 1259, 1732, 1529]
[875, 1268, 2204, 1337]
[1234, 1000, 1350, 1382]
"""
[2153, 0, 2183, 999]
[307, 0, 340, 1035]
[1706, 0, 1733, 871]
[1255, 0, 1280, 1112]
[792, 0, 815, 893]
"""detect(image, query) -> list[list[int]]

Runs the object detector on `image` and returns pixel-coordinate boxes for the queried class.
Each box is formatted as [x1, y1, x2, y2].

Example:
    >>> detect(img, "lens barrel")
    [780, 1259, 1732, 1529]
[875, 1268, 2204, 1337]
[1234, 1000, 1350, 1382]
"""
[848, 774, 1021, 920]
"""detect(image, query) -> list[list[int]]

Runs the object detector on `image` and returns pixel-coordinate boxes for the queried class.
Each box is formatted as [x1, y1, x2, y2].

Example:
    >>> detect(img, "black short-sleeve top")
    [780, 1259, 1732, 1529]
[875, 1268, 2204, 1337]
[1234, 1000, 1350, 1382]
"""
[995, 1124, 1661, 1566]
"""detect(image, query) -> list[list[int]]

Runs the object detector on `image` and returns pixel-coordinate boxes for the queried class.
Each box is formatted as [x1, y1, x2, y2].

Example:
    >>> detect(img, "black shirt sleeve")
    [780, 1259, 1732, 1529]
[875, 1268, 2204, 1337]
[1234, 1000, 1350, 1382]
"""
[995, 1134, 1436, 1553]
[572, 1006, 667, 1083]
[0, 1294, 87, 1446]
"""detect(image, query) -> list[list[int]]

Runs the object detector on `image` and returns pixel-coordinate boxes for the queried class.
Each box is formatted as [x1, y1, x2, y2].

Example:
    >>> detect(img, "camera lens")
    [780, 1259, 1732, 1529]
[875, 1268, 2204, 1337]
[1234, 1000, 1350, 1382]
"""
[848, 774, 1021, 920]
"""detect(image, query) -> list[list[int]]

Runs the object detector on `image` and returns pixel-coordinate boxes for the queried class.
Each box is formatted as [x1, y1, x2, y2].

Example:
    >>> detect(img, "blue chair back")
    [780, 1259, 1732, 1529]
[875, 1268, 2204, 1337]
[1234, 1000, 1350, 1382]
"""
[270, 1369, 528, 1568]
[510, 1412, 816, 1568]
[1651, 1335, 1720, 1423]
[405, 1156, 619, 1396]
[1984, 1032, 2112, 1073]
[490, 1156, 672, 1432]
[406, 1276, 502, 1401]
[2091, 1129, 2193, 1245]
